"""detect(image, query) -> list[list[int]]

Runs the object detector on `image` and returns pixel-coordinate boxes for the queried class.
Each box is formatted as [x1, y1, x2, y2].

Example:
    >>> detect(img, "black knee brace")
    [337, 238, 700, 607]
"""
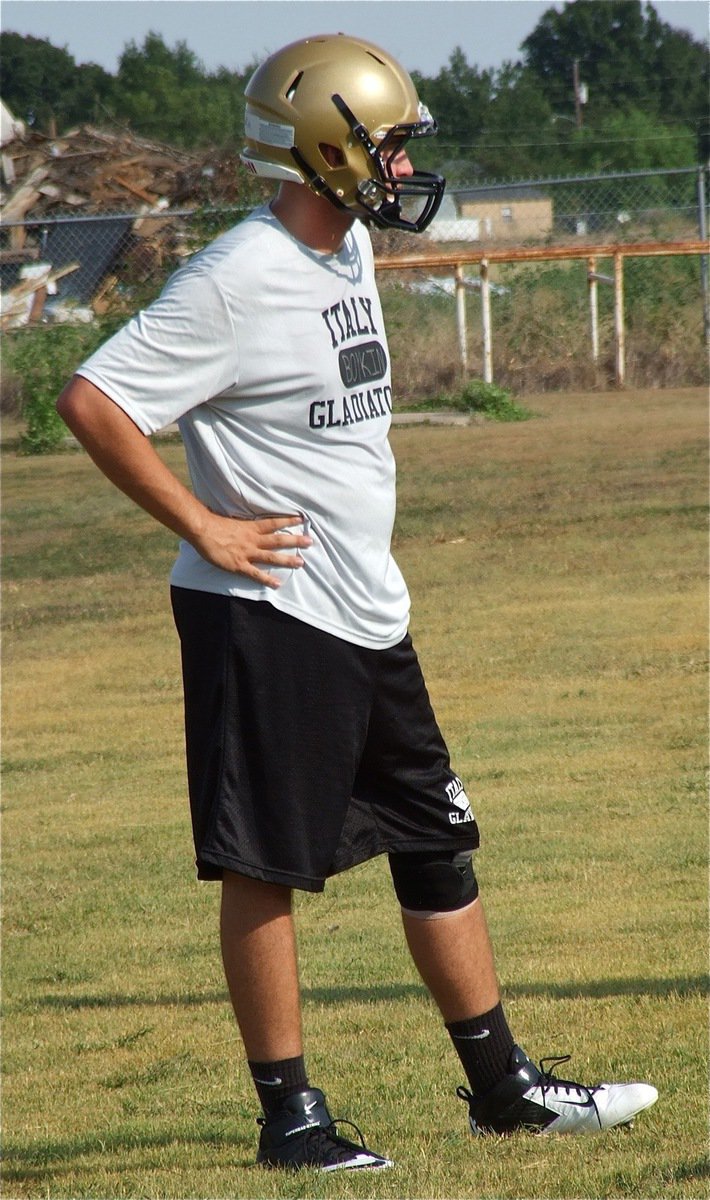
[388, 849, 478, 914]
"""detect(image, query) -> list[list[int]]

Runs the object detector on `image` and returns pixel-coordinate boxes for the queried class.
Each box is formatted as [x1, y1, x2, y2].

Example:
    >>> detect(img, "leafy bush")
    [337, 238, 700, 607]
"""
[3, 320, 122, 454]
[413, 378, 533, 422]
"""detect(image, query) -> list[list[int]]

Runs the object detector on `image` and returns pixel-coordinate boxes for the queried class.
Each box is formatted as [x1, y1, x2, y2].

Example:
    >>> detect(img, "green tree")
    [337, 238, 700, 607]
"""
[4, 15, 706, 177]
[413, 47, 493, 179]
[565, 107, 697, 174]
[524, 1, 652, 115]
[522, 0, 709, 155]
[643, 8, 709, 155]
[112, 32, 251, 148]
[1, 31, 114, 132]
[475, 63, 558, 178]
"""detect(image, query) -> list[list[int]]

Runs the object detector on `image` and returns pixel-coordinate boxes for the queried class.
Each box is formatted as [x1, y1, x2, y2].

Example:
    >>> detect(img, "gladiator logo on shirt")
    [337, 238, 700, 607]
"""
[310, 292, 391, 431]
[445, 777, 475, 825]
[309, 387, 392, 429]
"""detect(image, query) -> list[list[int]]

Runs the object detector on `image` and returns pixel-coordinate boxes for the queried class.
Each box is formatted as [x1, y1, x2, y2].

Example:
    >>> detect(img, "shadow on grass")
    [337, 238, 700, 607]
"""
[670, 1159, 710, 1184]
[5, 1125, 710, 1192]
[6, 1135, 710, 1192]
[15, 974, 708, 1013]
[2, 1127, 256, 1180]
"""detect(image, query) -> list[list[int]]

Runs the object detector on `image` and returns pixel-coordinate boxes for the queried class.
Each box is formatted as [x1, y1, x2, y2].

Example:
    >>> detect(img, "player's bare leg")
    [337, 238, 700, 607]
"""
[402, 894, 658, 1135]
[220, 871, 302, 1060]
[400, 895, 500, 1022]
[220, 870, 393, 1170]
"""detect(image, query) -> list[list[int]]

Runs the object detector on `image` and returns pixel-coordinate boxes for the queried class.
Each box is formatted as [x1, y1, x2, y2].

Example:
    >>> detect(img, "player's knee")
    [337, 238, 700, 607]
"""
[388, 849, 478, 916]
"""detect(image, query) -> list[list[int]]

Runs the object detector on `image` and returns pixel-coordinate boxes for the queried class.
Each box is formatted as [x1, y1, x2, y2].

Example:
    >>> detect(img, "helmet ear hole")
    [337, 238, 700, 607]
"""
[321, 144, 345, 168]
[319, 143, 346, 168]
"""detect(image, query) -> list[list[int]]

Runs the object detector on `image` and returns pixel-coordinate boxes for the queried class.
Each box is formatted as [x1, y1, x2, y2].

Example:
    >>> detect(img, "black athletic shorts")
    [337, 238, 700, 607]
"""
[171, 588, 480, 891]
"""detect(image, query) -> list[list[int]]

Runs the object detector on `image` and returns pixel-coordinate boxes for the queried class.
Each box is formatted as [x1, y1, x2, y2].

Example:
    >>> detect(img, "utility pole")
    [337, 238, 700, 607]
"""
[699, 163, 710, 347]
[573, 59, 584, 129]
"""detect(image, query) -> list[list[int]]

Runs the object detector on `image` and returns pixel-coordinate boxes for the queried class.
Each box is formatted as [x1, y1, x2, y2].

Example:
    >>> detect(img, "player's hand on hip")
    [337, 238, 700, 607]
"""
[193, 512, 312, 588]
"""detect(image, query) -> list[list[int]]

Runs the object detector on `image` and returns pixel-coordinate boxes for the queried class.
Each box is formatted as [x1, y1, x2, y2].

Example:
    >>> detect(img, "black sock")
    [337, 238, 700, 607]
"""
[248, 1055, 310, 1116]
[446, 1002, 516, 1097]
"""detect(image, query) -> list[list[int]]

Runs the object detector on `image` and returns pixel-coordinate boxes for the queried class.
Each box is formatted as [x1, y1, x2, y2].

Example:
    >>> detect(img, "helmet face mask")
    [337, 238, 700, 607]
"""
[329, 94, 445, 232]
[241, 34, 445, 233]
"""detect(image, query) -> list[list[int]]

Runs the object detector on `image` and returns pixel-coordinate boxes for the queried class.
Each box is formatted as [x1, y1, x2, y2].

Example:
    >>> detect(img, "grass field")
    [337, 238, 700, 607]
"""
[2, 387, 708, 1199]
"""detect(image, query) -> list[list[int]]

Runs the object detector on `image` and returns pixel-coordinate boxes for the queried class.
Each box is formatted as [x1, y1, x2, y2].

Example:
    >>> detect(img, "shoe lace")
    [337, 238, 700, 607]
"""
[539, 1054, 594, 1095]
[455, 1055, 603, 1109]
[256, 1113, 374, 1164]
[304, 1117, 373, 1163]
[537, 1054, 602, 1109]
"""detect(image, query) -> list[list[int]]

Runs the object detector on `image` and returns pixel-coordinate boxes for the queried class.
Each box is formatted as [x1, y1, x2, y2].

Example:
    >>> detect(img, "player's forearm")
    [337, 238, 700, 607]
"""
[56, 375, 211, 546]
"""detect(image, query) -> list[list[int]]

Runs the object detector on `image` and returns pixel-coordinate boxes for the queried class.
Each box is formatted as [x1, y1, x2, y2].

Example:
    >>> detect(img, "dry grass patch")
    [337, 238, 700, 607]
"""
[2, 387, 707, 1198]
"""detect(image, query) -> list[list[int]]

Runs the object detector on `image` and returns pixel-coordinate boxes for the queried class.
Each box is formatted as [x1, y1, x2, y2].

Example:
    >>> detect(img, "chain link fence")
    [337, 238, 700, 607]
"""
[0, 204, 250, 327]
[2, 166, 708, 400]
[425, 165, 707, 247]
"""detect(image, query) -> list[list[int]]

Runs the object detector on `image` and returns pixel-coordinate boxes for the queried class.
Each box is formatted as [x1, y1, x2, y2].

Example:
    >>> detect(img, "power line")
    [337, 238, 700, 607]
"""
[449, 118, 707, 139]
[437, 132, 700, 150]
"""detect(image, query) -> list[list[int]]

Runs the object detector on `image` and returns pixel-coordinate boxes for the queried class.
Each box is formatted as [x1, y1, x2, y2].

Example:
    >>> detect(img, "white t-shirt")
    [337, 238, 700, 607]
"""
[77, 204, 410, 649]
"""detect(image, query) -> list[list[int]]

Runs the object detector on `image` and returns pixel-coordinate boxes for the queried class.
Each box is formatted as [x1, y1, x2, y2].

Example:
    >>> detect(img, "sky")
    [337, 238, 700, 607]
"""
[2, 0, 709, 77]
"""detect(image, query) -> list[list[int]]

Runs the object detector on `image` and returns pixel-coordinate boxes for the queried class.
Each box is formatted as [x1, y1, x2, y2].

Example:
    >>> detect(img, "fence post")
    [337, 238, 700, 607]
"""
[454, 263, 468, 373]
[587, 255, 599, 363]
[613, 250, 625, 387]
[480, 258, 493, 383]
[698, 163, 710, 347]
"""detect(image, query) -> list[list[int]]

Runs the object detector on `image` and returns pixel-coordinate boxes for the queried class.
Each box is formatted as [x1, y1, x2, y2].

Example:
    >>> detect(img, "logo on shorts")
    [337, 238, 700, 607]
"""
[445, 776, 474, 824]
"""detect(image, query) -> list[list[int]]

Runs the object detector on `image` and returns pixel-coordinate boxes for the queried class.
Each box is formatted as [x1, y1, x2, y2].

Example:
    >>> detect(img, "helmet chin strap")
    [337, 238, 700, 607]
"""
[289, 146, 353, 215]
[289, 146, 428, 231]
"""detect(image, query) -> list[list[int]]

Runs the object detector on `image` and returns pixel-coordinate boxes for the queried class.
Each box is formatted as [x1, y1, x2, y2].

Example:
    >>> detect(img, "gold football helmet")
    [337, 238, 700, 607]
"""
[241, 33, 445, 232]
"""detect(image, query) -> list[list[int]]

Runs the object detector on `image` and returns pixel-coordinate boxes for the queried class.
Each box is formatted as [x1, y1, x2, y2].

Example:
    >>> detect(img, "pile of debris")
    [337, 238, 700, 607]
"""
[0, 122, 261, 218]
[0, 120, 266, 328]
[0, 118, 418, 329]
